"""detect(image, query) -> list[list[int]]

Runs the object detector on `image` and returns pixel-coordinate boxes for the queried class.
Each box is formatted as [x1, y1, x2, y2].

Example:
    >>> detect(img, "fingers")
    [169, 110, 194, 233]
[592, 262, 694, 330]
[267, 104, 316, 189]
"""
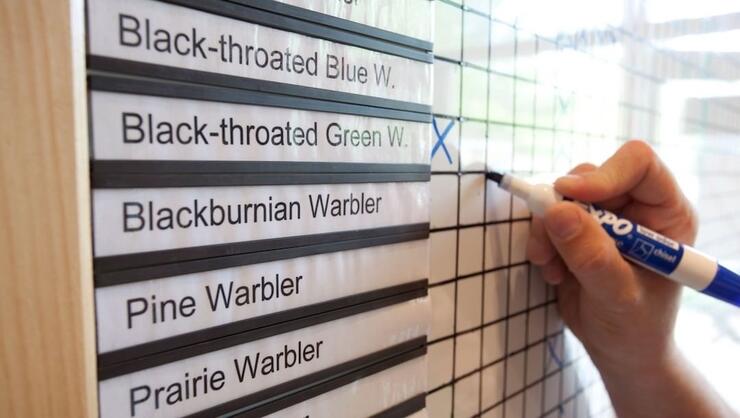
[528, 163, 599, 286]
[527, 217, 567, 284]
[541, 258, 568, 285]
[556, 275, 581, 337]
[621, 199, 698, 243]
[528, 165, 591, 283]
[566, 162, 632, 212]
[543, 202, 640, 304]
[527, 217, 556, 265]
[569, 162, 597, 175]
[554, 140, 681, 206]
[563, 162, 632, 212]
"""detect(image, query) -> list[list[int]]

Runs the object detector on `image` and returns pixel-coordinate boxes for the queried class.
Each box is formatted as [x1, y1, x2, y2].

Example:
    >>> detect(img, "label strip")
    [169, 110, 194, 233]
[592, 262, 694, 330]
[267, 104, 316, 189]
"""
[92, 161, 430, 175]
[98, 297, 429, 418]
[88, 56, 431, 115]
[197, 343, 427, 418]
[95, 226, 429, 285]
[97, 239, 428, 354]
[88, 75, 431, 123]
[232, 0, 433, 50]
[93, 171, 429, 189]
[224, 351, 426, 418]
[98, 278, 428, 363]
[92, 182, 429, 257]
[164, 0, 432, 62]
[368, 395, 427, 418]
[98, 287, 426, 379]
[90, 160, 430, 175]
[405, 409, 428, 418]
[87, 0, 432, 107]
[88, 89, 430, 165]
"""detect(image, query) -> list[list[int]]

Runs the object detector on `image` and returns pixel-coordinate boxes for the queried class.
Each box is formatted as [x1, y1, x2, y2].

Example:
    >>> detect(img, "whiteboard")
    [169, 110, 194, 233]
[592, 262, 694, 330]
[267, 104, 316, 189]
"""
[83, 0, 740, 416]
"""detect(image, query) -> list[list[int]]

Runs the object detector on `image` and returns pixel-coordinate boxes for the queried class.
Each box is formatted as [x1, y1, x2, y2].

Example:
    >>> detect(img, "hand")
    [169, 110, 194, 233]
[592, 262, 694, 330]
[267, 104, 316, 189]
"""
[527, 141, 738, 417]
[527, 140, 697, 379]
[526, 141, 738, 417]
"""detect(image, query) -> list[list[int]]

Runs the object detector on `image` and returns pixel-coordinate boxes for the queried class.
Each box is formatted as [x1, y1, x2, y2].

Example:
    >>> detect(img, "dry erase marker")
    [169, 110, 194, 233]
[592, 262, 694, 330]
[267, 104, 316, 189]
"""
[487, 171, 740, 307]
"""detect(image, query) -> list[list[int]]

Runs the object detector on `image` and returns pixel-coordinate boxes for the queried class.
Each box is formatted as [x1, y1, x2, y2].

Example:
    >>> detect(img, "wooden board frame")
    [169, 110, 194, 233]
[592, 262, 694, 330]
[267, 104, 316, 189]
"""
[0, 1, 97, 416]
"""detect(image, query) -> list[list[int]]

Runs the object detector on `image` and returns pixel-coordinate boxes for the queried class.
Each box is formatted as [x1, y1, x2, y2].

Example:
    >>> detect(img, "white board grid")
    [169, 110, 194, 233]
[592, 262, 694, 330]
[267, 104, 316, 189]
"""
[429, 0, 740, 416]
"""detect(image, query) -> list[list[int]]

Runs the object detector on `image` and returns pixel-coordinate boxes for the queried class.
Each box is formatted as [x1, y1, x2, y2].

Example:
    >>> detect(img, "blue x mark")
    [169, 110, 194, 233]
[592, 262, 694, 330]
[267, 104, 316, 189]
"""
[557, 94, 572, 111]
[431, 118, 455, 165]
[546, 336, 567, 414]
[546, 337, 564, 369]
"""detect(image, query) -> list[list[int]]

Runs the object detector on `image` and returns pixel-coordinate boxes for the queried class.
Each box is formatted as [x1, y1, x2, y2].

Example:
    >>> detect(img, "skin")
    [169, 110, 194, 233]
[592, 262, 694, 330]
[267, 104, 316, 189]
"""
[527, 140, 736, 418]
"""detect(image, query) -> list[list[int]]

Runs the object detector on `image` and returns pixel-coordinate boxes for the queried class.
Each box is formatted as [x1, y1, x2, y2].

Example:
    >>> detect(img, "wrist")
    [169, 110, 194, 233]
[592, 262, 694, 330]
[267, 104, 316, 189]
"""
[590, 341, 735, 418]
[592, 343, 681, 418]
[587, 338, 681, 383]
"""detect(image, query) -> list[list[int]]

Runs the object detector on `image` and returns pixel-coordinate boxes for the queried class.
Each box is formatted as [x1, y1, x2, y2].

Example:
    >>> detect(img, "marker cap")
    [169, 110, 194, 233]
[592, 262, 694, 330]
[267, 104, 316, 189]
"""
[702, 265, 740, 306]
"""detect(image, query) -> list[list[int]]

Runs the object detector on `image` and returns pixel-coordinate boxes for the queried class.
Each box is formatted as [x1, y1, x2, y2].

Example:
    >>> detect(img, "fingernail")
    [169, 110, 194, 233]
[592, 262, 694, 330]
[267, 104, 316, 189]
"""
[526, 241, 547, 265]
[554, 174, 584, 189]
[540, 264, 564, 285]
[543, 270, 562, 285]
[545, 206, 582, 240]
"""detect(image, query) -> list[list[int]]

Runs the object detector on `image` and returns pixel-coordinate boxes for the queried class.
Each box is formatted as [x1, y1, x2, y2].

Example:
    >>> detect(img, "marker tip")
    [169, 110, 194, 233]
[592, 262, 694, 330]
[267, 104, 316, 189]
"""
[486, 171, 504, 184]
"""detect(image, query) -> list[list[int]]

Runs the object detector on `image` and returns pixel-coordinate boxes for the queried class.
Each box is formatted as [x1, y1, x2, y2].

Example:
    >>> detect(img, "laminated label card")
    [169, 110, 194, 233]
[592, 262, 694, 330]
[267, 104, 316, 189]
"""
[98, 297, 430, 418]
[92, 182, 429, 257]
[87, 0, 432, 105]
[96, 240, 429, 353]
[90, 91, 430, 164]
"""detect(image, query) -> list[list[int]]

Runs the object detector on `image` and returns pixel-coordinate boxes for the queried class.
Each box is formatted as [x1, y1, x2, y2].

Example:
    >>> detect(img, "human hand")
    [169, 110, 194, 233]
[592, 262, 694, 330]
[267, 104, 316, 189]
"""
[526, 140, 698, 375]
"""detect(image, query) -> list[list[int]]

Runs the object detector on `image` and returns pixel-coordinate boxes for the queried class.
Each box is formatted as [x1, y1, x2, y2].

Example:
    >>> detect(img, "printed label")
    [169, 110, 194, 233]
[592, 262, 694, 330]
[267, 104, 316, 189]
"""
[96, 240, 429, 353]
[589, 205, 684, 274]
[264, 356, 426, 418]
[274, 0, 433, 42]
[98, 297, 429, 418]
[87, 0, 432, 104]
[92, 182, 429, 257]
[90, 91, 430, 163]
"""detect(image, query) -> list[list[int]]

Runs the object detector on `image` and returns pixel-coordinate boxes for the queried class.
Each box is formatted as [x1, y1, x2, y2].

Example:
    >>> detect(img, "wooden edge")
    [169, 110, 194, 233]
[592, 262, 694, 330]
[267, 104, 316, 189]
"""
[0, 1, 97, 416]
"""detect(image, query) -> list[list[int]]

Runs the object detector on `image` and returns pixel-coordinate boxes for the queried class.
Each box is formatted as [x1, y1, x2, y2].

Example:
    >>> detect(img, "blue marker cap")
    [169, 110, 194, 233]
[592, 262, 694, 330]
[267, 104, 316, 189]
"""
[702, 265, 740, 307]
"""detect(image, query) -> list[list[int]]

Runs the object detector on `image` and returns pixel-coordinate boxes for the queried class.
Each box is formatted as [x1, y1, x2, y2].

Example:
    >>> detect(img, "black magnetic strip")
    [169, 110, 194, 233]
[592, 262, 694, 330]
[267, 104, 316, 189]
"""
[87, 56, 432, 115]
[187, 338, 427, 418]
[88, 75, 432, 123]
[370, 394, 426, 418]
[158, 0, 433, 62]
[98, 279, 426, 368]
[92, 160, 431, 175]
[223, 347, 427, 418]
[93, 170, 430, 188]
[226, 0, 433, 52]
[94, 223, 430, 277]
[98, 285, 427, 379]
[96, 228, 429, 286]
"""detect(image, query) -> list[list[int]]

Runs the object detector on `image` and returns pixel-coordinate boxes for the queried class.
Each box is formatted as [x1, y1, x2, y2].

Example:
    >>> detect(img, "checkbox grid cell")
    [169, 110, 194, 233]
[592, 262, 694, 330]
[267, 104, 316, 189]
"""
[428, 1, 623, 416]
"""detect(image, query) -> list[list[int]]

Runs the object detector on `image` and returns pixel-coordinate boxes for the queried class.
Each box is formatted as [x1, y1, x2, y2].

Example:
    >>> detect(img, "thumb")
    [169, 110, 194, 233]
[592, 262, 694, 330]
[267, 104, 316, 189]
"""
[543, 202, 640, 305]
[553, 140, 679, 207]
